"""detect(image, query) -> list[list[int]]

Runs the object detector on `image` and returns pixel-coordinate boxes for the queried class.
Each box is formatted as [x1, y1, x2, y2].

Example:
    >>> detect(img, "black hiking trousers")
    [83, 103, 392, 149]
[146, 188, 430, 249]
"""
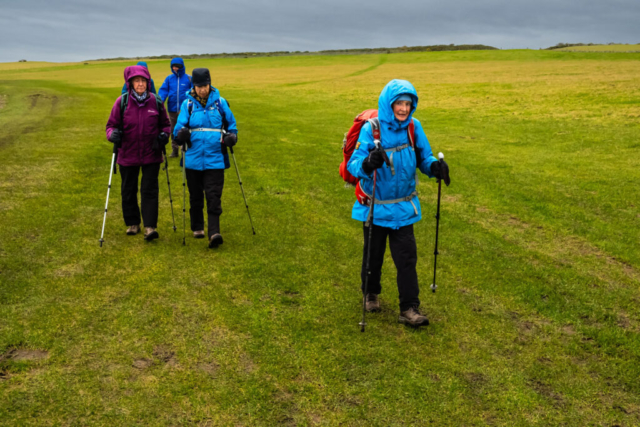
[185, 168, 224, 238]
[119, 163, 160, 228]
[168, 112, 179, 153]
[361, 223, 420, 311]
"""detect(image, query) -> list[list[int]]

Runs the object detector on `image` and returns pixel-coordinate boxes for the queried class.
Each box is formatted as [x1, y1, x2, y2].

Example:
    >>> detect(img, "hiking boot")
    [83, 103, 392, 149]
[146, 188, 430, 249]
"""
[208, 233, 223, 248]
[169, 147, 179, 158]
[193, 230, 205, 239]
[126, 225, 140, 235]
[143, 227, 159, 241]
[398, 307, 429, 327]
[365, 293, 381, 312]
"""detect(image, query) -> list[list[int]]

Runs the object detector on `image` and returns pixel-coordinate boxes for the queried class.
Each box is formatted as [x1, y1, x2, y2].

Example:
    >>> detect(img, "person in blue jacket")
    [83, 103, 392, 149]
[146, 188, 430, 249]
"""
[173, 68, 238, 248]
[158, 57, 191, 157]
[121, 61, 156, 95]
[347, 79, 450, 327]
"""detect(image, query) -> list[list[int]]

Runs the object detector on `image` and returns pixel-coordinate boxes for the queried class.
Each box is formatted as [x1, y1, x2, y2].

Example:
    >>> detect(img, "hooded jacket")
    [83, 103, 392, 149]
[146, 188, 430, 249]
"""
[106, 65, 171, 167]
[173, 87, 237, 171]
[347, 79, 438, 229]
[121, 61, 156, 95]
[158, 58, 191, 113]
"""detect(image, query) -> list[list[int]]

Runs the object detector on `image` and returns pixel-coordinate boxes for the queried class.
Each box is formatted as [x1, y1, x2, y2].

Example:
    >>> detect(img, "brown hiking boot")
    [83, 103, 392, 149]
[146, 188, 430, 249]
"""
[143, 227, 159, 241]
[193, 230, 205, 239]
[208, 233, 223, 248]
[126, 225, 140, 235]
[365, 293, 381, 312]
[399, 307, 429, 327]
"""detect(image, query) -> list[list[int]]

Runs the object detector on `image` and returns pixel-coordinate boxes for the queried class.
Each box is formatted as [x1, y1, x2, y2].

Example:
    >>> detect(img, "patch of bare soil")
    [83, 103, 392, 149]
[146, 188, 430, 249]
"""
[1, 348, 49, 362]
[198, 362, 219, 376]
[153, 345, 178, 367]
[133, 345, 178, 370]
[132, 358, 153, 370]
[529, 379, 565, 406]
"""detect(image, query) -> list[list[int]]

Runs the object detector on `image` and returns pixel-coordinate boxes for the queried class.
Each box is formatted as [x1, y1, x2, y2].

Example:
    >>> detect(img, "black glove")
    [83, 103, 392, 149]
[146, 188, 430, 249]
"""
[362, 148, 385, 175]
[158, 132, 169, 146]
[175, 127, 191, 148]
[152, 132, 169, 153]
[430, 159, 451, 186]
[108, 129, 122, 147]
[223, 132, 237, 148]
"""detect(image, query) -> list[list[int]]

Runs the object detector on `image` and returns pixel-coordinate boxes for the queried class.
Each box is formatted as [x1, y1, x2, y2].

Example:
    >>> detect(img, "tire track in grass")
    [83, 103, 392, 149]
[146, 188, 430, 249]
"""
[345, 54, 388, 77]
[281, 55, 388, 87]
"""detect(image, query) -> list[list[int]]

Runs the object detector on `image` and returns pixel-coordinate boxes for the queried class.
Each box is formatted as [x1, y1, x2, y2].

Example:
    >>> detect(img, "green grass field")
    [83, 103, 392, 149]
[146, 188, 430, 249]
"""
[555, 44, 640, 52]
[1, 49, 640, 426]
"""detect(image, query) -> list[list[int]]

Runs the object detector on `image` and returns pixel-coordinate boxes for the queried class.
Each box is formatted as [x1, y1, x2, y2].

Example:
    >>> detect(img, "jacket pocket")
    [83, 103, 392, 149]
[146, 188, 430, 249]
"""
[144, 111, 160, 136]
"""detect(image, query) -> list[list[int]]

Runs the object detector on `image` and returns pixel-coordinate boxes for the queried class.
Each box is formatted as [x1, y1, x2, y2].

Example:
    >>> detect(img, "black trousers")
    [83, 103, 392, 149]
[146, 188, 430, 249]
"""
[119, 163, 160, 228]
[185, 169, 224, 237]
[168, 112, 179, 152]
[361, 223, 420, 311]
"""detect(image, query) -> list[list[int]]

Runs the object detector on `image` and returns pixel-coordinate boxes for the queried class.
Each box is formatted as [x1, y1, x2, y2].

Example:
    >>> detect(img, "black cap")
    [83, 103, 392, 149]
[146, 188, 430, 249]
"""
[192, 68, 211, 87]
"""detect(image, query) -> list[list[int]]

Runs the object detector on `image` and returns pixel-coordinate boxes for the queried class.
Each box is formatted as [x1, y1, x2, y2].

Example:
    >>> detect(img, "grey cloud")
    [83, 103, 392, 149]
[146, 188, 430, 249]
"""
[0, 0, 638, 62]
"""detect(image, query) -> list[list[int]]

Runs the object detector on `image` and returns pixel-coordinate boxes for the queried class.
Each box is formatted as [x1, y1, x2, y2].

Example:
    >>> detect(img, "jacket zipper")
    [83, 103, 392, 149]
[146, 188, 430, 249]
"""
[138, 103, 143, 163]
[176, 71, 180, 112]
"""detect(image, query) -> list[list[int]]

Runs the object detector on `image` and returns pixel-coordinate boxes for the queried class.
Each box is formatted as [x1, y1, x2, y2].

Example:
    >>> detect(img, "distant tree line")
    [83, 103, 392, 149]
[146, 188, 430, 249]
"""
[546, 42, 634, 50]
[93, 44, 498, 61]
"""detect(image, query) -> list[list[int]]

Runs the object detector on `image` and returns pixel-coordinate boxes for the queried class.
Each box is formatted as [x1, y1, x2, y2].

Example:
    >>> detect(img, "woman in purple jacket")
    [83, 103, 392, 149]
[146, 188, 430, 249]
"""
[106, 65, 172, 241]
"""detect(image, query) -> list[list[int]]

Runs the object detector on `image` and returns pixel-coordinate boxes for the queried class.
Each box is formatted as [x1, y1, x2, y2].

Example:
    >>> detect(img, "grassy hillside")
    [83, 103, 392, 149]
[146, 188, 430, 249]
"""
[1, 49, 639, 425]
[553, 44, 640, 52]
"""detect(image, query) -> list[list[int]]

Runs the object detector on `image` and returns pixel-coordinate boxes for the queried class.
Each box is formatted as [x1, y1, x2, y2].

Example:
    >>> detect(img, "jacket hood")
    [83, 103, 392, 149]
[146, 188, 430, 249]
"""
[136, 61, 148, 68]
[171, 57, 186, 77]
[124, 65, 151, 91]
[378, 79, 419, 129]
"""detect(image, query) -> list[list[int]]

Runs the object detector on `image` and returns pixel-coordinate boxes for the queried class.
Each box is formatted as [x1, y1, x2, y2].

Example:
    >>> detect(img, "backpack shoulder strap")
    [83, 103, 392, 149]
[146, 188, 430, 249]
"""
[408, 119, 422, 166]
[408, 119, 415, 148]
[215, 99, 229, 131]
[120, 92, 129, 123]
[151, 93, 162, 112]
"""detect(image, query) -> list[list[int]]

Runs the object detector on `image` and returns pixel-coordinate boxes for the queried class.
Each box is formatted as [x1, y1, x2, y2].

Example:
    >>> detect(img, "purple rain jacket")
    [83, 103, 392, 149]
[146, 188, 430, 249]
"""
[105, 65, 171, 167]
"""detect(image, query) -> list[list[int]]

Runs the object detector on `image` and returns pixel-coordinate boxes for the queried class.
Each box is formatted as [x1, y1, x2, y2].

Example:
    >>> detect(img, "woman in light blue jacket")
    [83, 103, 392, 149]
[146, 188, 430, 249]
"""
[174, 68, 237, 248]
[347, 79, 450, 327]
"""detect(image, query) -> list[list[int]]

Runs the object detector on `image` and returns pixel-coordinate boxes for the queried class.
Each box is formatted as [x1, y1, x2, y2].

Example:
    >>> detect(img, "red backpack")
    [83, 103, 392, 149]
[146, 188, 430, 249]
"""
[340, 109, 415, 203]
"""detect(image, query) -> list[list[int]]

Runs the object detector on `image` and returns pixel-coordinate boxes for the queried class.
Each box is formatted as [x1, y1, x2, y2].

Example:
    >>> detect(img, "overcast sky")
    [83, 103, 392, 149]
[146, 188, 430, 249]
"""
[1, 0, 638, 62]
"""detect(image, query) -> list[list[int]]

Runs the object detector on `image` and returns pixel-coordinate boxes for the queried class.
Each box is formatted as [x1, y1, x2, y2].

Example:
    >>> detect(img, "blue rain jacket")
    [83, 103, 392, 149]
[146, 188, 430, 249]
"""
[347, 79, 438, 229]
[158, 58, 191, 112]
[174, 87, 237, 171]
[121, 61, 156, 95]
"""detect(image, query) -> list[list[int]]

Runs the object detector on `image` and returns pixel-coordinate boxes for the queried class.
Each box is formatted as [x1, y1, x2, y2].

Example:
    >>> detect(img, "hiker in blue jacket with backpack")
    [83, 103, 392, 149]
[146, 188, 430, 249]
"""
[347, 79, 450, 327]
[159, 57, 191, 157]
[173, 68, 238, 248]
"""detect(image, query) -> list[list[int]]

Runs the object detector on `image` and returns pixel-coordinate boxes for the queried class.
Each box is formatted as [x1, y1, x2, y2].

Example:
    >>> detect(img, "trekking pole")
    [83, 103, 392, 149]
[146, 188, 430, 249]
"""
[431, 152, 445, 293]
[229, 147, 256, 235]
[161, 147, 177, 232]
[360, 142, 388, 332]
[181, 149, 187, 246]
[99, 145, 118, 247]
[359, 169, 378, 332]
